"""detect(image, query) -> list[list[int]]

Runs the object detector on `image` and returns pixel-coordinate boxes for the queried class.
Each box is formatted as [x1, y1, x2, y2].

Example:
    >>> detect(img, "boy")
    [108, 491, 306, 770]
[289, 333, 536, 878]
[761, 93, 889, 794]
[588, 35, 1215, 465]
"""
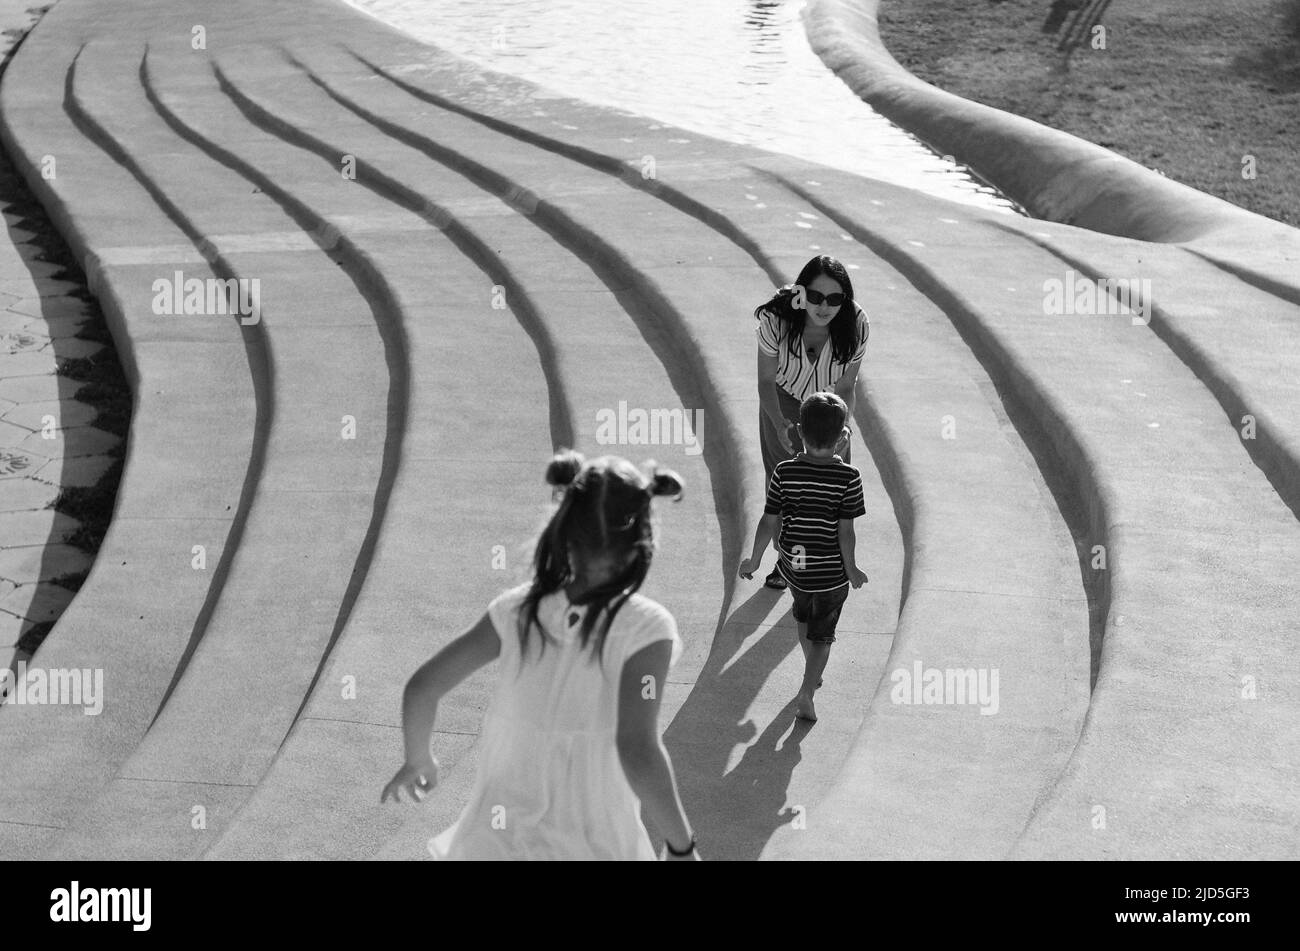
[739, 391, 868, 722]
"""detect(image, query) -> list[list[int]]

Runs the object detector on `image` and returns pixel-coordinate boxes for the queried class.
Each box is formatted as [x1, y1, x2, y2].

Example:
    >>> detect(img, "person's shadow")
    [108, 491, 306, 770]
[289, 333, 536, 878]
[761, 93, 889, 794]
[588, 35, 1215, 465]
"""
[657, 586, 813, 860]
[1042, 0, 1086, 36]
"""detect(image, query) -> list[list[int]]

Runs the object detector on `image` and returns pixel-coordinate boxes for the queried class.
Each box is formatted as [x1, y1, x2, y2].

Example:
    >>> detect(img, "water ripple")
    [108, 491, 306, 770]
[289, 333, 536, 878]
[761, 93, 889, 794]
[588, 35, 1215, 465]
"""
[347, 0, 1019, 214]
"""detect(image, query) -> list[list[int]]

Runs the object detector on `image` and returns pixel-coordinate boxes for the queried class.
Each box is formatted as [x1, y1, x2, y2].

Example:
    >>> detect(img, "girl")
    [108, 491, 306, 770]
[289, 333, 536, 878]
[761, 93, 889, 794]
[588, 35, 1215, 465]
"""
[381, 450, 700, 861]
[754, 255, 869, 589]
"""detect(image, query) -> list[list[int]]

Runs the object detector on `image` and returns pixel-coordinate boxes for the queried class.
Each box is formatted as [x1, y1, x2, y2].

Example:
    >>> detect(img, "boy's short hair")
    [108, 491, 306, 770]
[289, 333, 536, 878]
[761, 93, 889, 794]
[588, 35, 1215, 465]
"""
[799, 391, 848, 449]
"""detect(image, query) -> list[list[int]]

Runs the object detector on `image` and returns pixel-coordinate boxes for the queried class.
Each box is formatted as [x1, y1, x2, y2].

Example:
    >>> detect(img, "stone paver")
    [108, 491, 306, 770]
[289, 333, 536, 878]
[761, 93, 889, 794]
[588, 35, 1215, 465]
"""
[35, 453, 115, 487]
[0, 373, 78, 402]
[0, 508, 80, 546]
[0, 543, 92, 585]
[0, 310, 33, 332]
[0, 445, 41, 477]
[0, 478, 58, 512]
[3, 398, 97, 430]
[0, 580, 76, 622]
[0, 351, 56, 376]
[46, 337, 105, 359]
[7, 296, 95, 321]
[0, 608, 32, 646]
[21, 425, 121, 459]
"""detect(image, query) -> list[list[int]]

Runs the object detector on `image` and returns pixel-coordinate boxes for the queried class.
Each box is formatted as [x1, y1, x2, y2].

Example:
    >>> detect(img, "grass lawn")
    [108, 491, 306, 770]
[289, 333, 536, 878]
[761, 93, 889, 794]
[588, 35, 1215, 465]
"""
[878, 0, 1300, 226]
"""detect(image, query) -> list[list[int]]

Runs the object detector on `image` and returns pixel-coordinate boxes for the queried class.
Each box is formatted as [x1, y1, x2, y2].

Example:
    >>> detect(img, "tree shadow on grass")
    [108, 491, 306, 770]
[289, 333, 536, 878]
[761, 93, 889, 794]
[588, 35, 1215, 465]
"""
[1229, 0, 1300, 92]
[1231, 45, 1300, 93]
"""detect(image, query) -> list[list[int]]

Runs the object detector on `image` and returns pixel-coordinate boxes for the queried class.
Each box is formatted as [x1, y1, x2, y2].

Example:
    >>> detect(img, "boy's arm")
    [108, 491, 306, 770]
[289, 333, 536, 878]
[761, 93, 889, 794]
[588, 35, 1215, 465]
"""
[838, 467, 869, 586]
[749, 512, 780, 560]
[838, 519, 859, 571]
[838, 519, 868, 586]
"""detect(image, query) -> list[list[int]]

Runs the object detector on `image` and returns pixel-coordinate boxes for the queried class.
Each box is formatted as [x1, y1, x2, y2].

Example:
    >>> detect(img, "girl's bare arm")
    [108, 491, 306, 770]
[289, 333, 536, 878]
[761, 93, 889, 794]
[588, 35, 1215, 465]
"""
[400, 611, 501, 767]
[616, 640, 696, 858]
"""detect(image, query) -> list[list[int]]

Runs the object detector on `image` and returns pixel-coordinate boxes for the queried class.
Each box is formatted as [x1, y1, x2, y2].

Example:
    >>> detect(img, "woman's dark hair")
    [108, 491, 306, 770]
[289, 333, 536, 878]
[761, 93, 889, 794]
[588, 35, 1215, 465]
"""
[753, 255, 858, 364]
[517, 449, 684, 664]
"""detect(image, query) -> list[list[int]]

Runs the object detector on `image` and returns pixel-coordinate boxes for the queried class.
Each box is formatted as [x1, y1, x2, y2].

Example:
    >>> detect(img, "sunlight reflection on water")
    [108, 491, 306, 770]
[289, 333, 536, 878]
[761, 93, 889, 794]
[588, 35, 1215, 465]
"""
[347, 0, 1021, 213]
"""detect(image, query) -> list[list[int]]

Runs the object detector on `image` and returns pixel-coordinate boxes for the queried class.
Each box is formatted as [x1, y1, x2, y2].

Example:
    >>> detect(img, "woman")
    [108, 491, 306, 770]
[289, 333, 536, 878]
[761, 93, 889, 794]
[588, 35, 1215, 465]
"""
[754, 255, 869, 589]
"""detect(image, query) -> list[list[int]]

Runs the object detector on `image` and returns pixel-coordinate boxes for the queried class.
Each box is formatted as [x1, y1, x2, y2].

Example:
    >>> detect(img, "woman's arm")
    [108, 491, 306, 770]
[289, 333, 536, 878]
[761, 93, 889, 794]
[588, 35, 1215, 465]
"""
[382, 611, 501, 802]
[834, 357, 863, 422]
[758, 349, 794, 453]
[757, 349, 786, 428]
[834, 309, 869, 422]
[616, 640, 697, 859]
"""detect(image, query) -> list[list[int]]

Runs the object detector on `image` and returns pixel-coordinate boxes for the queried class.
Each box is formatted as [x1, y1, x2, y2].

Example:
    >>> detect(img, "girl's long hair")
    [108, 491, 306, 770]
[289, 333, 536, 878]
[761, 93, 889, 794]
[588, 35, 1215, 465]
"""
[517, 450, 684, 664]
[753, 255, 858, 364]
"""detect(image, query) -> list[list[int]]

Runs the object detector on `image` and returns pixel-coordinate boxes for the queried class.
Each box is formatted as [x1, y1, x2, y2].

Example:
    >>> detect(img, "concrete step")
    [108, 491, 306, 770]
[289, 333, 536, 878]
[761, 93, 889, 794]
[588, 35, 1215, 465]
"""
[312, 37, 1097, 859]
[991, 216, 1300, 516]
[0, 13, 256, 856]
[757, 161, 1300, 858]
[264, 41, 1108, 860]
[197, 42, 900, 861]
[44, 37, 391, 860]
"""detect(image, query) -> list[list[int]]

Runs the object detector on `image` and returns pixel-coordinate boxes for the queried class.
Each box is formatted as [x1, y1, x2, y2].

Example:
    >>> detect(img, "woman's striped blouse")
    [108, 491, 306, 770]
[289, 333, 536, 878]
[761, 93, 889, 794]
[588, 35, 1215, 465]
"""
[755, 302, 870, 401]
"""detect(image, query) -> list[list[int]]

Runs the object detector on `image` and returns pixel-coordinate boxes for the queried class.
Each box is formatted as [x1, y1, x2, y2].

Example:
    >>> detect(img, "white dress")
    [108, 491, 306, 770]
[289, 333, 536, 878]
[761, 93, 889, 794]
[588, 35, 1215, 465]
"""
[427, 582, 683, 861]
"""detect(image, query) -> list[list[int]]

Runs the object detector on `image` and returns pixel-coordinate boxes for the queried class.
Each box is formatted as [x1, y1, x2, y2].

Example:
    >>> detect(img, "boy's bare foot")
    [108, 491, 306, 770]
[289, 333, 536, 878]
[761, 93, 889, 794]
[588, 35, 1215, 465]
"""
[795, 693, 817, 722]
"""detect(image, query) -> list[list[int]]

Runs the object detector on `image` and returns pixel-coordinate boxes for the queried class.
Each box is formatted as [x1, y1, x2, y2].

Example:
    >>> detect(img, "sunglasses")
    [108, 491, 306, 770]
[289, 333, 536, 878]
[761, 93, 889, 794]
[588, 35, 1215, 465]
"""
[804, 289, 845, 307]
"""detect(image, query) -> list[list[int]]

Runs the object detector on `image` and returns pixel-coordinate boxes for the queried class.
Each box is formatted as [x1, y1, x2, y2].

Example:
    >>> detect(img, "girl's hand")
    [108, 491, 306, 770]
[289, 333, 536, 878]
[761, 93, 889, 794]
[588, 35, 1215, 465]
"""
[381, 758, 440, 804]
[738, 556, 761, 579]
[847, 566, 869, 589]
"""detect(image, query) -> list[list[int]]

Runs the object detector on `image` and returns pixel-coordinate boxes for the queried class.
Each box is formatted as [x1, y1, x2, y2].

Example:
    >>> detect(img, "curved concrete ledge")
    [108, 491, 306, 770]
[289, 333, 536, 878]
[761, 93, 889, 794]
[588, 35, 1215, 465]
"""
[46, 36, 399, 860]
[196, 40, 886, 860]
[987, 215, 1300, 523]
[295, 35, 1098, 861]
[805, 0, 1298, 246]
[6, 0, 1297, 861]
[753, 168, 1099, 859]
[0, 3, 258, 853]
[753, 159, 1300, 859]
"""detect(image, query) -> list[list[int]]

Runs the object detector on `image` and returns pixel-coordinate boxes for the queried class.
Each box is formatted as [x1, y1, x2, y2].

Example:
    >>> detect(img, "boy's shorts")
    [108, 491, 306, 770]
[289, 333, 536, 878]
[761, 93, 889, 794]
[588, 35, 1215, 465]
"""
[788, 583, 849, 644]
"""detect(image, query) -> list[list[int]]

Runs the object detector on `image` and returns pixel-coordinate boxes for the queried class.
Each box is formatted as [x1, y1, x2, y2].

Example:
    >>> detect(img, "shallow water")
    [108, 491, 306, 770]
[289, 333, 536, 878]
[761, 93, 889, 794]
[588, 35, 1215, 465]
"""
[345, 0, 1020, 214]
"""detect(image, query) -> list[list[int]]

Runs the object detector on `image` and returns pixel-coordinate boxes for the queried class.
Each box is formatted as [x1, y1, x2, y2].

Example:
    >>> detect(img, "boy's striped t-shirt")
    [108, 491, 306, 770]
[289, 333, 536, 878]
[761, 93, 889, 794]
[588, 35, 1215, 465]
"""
[764, 456, 866, 592]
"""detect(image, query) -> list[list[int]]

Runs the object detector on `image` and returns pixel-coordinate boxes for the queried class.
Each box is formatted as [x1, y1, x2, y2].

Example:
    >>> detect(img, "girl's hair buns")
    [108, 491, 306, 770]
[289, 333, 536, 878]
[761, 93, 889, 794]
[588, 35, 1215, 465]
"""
[545, 449, 585, 488]
[646, 463, 684, 501]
